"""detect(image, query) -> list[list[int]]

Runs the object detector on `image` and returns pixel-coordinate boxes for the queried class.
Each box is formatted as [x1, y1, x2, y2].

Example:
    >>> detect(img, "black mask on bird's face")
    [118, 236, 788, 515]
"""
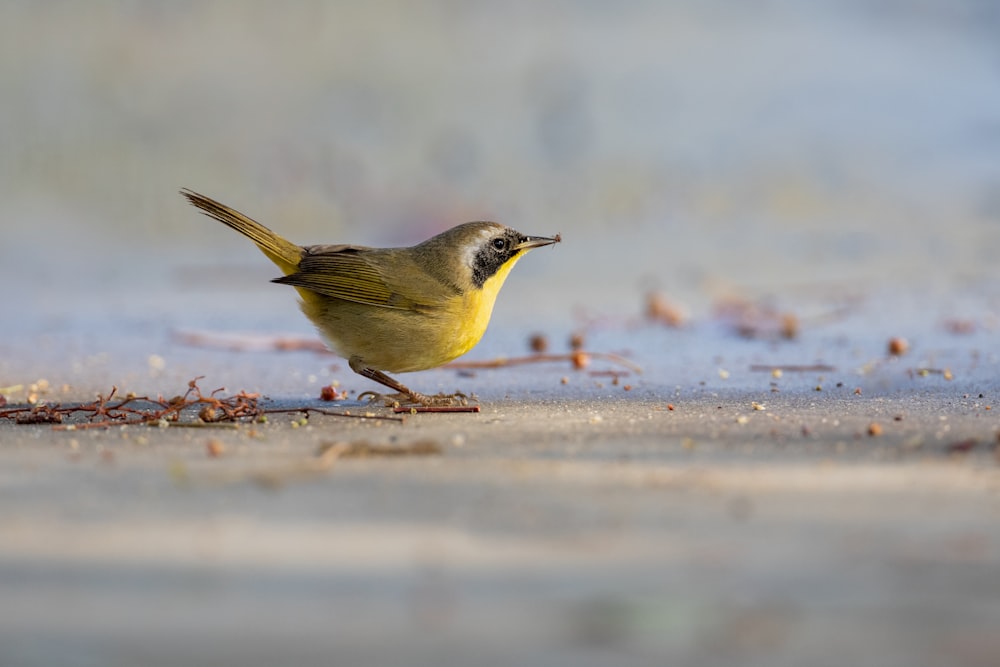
[470, 229, 526, 289]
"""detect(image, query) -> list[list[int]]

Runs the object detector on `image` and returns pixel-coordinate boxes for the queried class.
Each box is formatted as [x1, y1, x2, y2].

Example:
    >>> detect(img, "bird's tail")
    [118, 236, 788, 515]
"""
[181, 189, 301, 275]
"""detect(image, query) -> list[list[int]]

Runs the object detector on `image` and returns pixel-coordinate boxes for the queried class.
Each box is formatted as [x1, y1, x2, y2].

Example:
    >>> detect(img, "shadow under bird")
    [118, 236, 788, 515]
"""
[181, 189, 560, 405]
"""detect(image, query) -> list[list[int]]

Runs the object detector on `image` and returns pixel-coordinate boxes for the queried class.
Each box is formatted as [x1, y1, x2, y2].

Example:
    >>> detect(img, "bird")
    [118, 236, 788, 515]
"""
[181, 189, 559, 405]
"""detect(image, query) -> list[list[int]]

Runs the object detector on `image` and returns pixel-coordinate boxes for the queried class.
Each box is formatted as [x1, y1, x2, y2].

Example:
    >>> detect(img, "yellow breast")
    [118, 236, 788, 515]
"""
[443, 254, 524, 361]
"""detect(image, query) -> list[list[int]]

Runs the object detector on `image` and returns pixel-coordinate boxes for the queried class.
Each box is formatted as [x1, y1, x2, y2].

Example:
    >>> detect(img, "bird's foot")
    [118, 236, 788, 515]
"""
[359, 391, 473, 408]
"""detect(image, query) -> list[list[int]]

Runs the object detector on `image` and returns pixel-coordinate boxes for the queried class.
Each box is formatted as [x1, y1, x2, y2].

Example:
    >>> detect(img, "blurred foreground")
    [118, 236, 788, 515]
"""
[1, 3, 999, 666]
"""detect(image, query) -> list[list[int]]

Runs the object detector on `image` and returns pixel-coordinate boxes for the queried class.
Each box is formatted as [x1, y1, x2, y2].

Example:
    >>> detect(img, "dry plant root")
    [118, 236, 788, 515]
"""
[0, 377, 405, 429]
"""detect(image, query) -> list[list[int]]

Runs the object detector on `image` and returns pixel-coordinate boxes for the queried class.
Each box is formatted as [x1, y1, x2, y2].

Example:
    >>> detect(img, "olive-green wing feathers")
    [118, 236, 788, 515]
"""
[273, 245, 459, 311]
[181, 190, 459, 311]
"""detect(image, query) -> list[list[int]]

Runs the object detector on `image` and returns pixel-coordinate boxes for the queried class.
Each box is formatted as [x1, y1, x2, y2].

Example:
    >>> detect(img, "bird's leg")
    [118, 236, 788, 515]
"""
[357, 369, 430, 405]
[350, 357, 468, 407]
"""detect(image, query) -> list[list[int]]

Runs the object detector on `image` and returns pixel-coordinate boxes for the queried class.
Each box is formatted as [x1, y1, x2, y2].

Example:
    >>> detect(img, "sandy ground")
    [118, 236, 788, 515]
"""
[2, 3, 999, 665]
[2, 306, 999, 667]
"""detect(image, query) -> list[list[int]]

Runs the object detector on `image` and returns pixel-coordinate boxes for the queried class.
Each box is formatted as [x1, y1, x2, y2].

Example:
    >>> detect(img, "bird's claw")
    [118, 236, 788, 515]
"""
[359, 391, 473, 408]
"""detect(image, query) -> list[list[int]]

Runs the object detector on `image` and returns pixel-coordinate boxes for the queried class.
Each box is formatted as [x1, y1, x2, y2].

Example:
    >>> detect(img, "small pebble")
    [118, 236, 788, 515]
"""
[206, 439, 225, 458]
[887, 337, 909, 356]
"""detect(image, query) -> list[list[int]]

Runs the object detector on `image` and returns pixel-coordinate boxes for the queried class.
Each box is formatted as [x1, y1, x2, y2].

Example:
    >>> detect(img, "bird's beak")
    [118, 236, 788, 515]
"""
[515, 233, 561, 251]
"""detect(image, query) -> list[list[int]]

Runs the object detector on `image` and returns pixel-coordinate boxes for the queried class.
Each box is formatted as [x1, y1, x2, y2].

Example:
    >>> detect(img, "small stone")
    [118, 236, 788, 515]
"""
[206, 439, 225, 458]
[887, 337, 909, 356]
[528, 333, 549, 353]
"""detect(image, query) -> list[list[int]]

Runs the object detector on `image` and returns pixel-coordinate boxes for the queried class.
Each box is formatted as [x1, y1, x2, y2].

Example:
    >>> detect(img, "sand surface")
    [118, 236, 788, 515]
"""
[2, 3, 999, 666]
[2, 300, 998, 667]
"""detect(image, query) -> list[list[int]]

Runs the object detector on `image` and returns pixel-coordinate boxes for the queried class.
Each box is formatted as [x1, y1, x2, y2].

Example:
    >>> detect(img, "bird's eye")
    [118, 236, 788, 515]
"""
[491, 237, 507, 251]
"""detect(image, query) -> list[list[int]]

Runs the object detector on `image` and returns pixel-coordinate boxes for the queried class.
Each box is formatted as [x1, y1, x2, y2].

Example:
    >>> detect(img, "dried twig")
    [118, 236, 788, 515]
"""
[749, 364, 836, 373]
[0, 377, 405, 429]
[446, 351, 642, 374]
[317, 439, 443, 458]
[172, 329, 330, 353]
[393, 405, 481, 414]
[265, 407, 405, 422]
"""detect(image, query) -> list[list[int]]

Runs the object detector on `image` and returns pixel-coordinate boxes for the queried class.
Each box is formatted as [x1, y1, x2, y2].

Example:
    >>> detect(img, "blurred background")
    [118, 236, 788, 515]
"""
[2, 0, 998, 311]
[0, 0, 998, 391]
[2, 5, 999, 666]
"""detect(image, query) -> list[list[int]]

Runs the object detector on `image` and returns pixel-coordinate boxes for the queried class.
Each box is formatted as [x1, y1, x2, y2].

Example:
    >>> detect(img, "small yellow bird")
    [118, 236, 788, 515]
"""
[181, 190, 560, 404]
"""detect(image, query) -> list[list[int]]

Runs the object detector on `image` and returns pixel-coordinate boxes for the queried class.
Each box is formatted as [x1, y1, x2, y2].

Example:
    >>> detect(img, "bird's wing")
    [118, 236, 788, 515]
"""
[272, 245, 456, 311]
